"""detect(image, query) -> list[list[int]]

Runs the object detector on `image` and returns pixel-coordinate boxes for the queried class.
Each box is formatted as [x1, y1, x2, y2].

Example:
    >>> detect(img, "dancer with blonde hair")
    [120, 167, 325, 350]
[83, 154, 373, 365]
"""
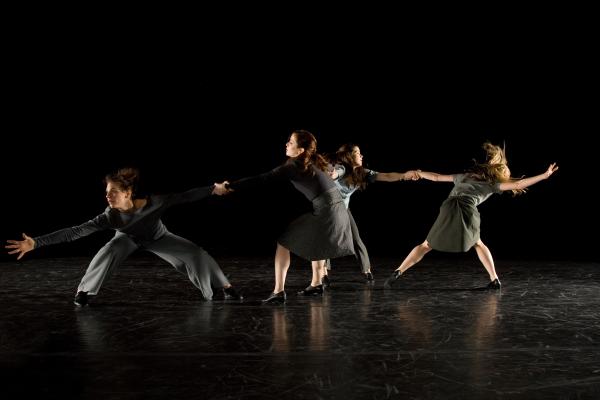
[384, 142, 559, 290]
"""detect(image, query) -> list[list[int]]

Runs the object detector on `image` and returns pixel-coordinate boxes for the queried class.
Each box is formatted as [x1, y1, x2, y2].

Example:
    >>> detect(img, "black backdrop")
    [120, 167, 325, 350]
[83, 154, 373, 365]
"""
[1, 38, 595, 263]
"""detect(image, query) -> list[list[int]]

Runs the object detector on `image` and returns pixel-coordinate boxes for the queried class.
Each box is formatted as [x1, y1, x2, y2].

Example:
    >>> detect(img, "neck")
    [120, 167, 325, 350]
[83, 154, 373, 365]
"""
[118, 200, 136, 212]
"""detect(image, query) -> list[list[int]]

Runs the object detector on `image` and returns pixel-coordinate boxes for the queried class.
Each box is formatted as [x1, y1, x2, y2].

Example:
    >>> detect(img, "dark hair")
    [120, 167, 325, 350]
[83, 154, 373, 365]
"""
[335, 143, 368, 190]
[289, 130, 329, 174]
[104, 167, 140, 198]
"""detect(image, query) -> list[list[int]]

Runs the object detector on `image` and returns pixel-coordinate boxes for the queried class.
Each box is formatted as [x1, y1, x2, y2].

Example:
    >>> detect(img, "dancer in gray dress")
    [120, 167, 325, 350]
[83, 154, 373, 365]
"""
[6, 167, 242, 306]
[323, 143, 418, 284]
[384, 142, 559, 290]
[216, 130, 355, 303]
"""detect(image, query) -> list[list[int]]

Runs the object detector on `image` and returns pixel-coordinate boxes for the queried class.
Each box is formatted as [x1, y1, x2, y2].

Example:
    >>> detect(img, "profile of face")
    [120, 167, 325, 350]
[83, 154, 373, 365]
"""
[285, 134, 305, 158]
[351, 146, 363, 167]
[105, 181, 132, 211]
[499, 164, 511, 180]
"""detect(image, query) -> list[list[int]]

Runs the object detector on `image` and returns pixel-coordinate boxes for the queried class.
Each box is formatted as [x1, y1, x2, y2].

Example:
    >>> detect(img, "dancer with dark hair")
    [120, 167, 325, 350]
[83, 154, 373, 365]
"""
[323, 143, 418, 284]
[216, 130, 355, 303]
[384, 142, 559, 290]
[6, 167, 241, 306]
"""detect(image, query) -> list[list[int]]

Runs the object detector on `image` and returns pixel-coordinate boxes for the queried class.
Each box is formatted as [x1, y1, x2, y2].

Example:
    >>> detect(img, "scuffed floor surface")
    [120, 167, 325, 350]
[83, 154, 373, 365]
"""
[1, 255, 599, 399]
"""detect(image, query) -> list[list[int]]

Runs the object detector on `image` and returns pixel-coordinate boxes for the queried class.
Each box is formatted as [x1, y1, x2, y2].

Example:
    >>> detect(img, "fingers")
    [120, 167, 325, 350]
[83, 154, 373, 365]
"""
[7, 249, 19, 255]
[545, 163, 559, 178]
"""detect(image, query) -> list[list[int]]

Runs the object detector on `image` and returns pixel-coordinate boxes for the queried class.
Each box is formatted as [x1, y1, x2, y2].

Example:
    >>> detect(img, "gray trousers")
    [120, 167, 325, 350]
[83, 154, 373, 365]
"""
[77, 231, 229, 300]
[325, 209, 371, 273]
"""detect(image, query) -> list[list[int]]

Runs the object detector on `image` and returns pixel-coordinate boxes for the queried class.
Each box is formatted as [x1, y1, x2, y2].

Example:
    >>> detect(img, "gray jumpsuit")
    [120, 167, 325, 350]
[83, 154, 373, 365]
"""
[426, 174, 502, 252]
[33, 186, 229, 300]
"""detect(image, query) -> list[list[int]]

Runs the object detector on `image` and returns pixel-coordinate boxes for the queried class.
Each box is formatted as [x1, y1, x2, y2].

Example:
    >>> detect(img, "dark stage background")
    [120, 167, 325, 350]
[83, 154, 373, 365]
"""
[1, 39, 595, 264]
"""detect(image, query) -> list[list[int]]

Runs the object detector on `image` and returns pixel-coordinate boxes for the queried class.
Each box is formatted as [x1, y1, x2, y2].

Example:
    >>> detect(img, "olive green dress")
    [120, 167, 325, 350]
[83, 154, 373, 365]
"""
[426, 174, 502, 252]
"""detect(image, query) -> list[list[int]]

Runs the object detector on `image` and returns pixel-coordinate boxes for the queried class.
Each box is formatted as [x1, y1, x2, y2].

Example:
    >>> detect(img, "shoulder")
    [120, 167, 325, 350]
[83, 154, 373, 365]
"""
[452, 173, 465, 184]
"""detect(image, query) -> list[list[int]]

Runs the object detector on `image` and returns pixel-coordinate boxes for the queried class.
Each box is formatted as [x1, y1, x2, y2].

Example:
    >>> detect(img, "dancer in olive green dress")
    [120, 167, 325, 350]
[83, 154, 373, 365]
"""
[384, 142, 559, 290]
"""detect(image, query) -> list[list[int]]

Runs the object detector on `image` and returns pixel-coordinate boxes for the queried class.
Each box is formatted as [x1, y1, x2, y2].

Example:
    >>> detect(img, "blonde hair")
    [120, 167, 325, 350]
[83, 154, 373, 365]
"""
[470, 142, 525, 196]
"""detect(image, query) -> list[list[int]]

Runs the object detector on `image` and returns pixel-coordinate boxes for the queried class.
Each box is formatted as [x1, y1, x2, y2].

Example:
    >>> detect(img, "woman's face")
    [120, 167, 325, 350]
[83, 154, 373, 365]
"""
[351, 146, 363, 167]
[105, 181, 132, 211]
[285, 134, 304, 158]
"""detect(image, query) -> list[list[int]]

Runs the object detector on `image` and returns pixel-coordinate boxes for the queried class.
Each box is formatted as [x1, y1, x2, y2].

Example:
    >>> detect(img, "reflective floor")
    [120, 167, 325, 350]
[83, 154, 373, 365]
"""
[1, 255, 599, 399]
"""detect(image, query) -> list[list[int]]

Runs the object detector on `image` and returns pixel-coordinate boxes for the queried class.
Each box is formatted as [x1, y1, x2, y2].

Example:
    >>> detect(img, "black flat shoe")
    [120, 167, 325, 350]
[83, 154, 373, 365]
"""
[486, 278, 501, 290]
[297, 284, 324, 296]
[74, 291, 89, 307]
[223, 286, 243, 300]
[365, 272, 374, 281]
[262, 291, 286, 304]
[322, 275, 331, 288]
[383, 271, 402, 289]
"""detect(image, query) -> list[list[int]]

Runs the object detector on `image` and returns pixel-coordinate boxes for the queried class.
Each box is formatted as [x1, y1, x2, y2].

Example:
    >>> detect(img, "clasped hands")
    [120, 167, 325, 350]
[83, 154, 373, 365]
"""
[212, 181, 233, 196]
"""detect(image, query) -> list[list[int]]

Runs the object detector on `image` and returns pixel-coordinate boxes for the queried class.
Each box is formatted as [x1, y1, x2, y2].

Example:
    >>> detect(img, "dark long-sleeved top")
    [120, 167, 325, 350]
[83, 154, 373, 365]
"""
[34, 186, 214, 248]
[228, 160, 336, 201]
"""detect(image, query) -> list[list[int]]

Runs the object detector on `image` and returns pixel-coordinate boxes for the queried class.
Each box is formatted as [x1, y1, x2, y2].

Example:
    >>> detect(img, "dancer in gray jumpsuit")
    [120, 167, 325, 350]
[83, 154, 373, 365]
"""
[384, 142, 559, 290]
[323, 143, 418, 284]
[6, 167, 242, 306]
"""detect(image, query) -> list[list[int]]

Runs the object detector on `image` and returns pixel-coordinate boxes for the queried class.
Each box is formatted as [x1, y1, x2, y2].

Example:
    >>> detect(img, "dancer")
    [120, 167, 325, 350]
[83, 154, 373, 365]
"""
[323, 143, 419, 284]
[6, 167, 241, 306]
[384, 142, 558, 290]
[216, 130, 355, 303]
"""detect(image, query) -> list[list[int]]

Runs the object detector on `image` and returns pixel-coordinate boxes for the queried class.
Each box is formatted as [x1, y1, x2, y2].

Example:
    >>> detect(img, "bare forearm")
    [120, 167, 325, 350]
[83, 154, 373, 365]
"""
[501, 173, 547, 191]
[417, 171, 453, 182]
[376, 172, 406, 182]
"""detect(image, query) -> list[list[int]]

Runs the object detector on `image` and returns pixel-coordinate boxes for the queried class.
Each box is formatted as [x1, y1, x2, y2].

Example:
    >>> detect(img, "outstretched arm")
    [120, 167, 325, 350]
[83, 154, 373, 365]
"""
[375, 170, 420, 182]
[415, 170, 454, 182]
[6, 215, 109, 258]
[6, 233, 36, 260]
[167, 185, 216, 205]
[498, 163, 558, 191]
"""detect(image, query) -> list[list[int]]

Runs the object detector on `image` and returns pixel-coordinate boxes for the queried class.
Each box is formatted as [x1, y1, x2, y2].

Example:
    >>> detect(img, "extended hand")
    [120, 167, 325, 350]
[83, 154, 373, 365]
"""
[545, 163, 559, 178]
[6, 233, 35, 260]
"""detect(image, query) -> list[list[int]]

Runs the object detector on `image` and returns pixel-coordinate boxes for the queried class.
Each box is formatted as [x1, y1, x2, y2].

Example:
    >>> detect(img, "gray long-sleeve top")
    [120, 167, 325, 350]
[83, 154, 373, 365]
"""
[34, 186, 214, 248]
[228, 160, 335, 201]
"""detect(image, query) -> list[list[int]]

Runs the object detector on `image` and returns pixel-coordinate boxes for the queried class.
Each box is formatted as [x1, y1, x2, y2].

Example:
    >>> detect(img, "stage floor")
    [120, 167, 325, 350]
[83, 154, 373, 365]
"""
[1, 255, 599, 399]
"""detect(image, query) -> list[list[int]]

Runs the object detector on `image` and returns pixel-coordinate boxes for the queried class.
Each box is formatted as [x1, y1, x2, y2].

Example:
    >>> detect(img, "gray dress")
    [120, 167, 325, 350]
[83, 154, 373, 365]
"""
[325, 164, 378, 273]
[33, 186, 229, 300]
[228, 159, 355, 261]
[426, 174, 502, 252]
